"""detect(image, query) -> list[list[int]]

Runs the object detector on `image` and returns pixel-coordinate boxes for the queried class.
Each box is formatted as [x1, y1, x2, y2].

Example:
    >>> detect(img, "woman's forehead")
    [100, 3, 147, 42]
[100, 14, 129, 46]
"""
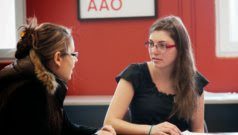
[149, 31, 174, 43]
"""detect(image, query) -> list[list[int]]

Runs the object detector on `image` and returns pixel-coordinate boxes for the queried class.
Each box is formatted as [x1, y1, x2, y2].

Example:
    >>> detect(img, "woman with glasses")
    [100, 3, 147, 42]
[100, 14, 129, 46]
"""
[0, 18, 116, 135]
[104, 15, 208, 135]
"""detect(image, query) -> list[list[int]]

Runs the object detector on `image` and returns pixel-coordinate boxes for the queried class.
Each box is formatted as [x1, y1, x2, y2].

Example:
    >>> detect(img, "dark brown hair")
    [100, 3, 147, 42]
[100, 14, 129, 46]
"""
[149, 15, 197, 121]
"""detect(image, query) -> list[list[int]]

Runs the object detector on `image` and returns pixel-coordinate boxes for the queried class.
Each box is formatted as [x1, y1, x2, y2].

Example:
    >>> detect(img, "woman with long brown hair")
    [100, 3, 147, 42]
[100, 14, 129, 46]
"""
[104, 15, 208, 135]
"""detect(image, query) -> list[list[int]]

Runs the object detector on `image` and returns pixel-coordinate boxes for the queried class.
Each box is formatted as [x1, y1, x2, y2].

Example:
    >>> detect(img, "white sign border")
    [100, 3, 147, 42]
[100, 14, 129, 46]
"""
[78, 0, 157, 20]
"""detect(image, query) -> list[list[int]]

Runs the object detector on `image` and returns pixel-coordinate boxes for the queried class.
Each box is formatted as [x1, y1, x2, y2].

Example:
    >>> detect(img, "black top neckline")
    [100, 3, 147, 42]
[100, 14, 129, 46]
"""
[142, 62, 176, 97]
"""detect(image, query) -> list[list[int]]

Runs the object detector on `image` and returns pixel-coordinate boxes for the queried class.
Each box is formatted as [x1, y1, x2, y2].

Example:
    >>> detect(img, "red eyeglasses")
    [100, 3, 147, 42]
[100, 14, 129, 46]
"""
[145, 41, 176, 53]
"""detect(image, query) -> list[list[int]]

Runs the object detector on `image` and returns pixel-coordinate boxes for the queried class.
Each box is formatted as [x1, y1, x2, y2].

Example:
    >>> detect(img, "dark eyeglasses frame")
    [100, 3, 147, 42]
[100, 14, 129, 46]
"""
[61, 52, 79, 58]
[69, 52, 79, 58]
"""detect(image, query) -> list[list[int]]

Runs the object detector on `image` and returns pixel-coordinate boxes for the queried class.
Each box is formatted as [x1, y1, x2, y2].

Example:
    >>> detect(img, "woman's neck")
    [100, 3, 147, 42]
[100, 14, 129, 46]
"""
[149, 61, 173, 82]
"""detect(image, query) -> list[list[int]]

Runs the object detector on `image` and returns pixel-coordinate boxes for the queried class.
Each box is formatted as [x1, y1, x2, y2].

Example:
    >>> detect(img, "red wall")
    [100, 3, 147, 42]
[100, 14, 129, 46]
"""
[194, 0, 238, 92]
[18, 0, 238, 95]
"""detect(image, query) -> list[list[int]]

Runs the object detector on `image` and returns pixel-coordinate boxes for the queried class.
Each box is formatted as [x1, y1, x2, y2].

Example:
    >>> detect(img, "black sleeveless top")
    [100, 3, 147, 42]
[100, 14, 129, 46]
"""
[116, 62, 209, 131]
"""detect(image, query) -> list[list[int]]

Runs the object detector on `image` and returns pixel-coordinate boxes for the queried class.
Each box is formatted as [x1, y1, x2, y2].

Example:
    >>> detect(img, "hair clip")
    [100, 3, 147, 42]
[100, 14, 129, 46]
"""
[20, 31, 26, 39]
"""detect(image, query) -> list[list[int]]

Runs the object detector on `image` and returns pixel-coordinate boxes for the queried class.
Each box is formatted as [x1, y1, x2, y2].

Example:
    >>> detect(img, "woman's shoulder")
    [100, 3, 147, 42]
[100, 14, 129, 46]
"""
[195, 71, 209, 95]
[116, 62, 147, 79]
[0, 60, 36, 87]
[0, 75, 47, 113]
[10, 77, 46, 96]
[123, 62, 148, 73]
[115, 62, 150, 90]
[0, 70, 46, 98]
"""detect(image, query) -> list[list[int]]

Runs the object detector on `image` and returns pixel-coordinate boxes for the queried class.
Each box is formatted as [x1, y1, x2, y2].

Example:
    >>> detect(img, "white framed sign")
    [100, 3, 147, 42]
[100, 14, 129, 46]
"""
[78, 0, 157, 20]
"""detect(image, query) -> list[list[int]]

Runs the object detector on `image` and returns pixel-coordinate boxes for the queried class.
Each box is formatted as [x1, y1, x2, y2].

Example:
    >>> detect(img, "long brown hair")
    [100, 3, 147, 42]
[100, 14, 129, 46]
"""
[15, 17, 73, 134]
[149, 15, 197, 121]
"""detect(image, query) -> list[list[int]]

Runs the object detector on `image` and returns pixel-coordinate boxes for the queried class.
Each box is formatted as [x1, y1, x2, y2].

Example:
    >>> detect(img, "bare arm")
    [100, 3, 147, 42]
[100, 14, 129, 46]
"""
[104, 79, 151, 134]
[190, 92, 205, 132]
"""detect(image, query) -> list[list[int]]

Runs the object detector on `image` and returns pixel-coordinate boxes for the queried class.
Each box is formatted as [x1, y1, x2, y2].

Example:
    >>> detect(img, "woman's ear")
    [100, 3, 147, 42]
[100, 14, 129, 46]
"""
[53, 51, 62, 67]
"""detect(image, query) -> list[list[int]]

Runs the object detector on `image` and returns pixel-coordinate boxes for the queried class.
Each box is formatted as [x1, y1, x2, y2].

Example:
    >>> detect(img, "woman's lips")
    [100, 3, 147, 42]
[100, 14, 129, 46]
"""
[152, 57, 162, 61]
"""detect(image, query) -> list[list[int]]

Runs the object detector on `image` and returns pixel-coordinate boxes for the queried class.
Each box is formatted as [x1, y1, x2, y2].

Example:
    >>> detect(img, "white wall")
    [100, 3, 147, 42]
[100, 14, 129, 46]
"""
[0, 0, 26, 60]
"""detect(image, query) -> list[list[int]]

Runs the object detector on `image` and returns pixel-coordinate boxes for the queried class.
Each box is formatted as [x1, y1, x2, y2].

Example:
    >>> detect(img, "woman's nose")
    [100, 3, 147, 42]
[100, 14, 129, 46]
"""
[151, 46, 161, 54]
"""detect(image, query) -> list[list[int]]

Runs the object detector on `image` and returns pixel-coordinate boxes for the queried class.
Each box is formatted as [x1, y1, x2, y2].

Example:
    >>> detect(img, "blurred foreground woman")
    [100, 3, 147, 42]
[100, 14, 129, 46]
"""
[0, 18, 116, 135]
